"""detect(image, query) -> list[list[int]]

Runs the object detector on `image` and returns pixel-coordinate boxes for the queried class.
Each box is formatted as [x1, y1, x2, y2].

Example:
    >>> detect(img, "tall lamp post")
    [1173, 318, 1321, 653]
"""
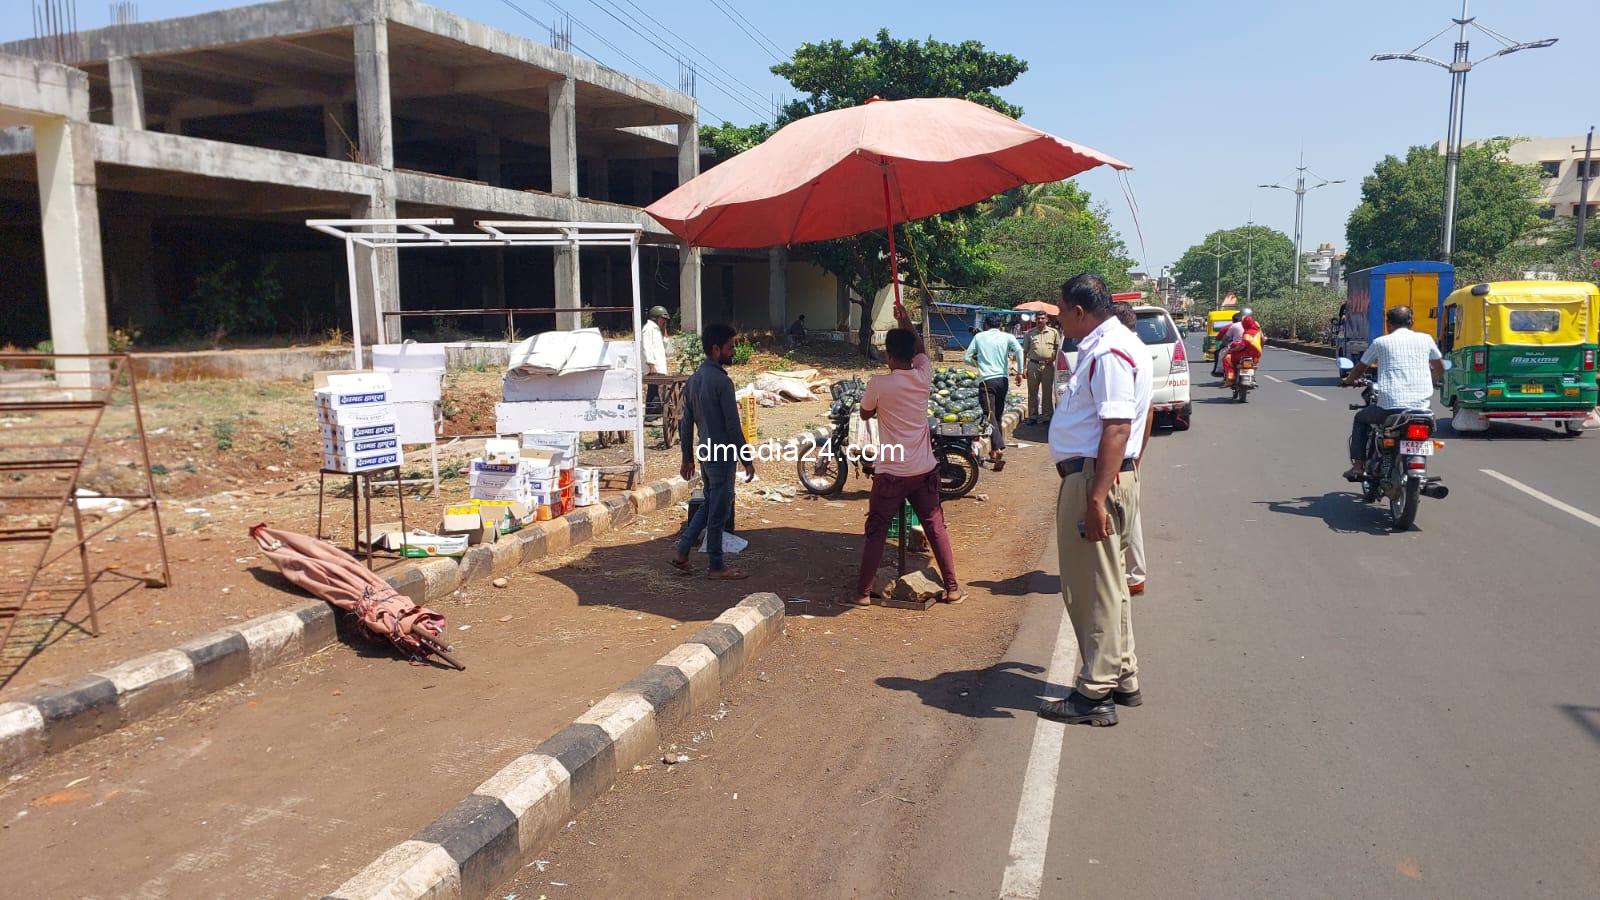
[1244, 216, 1255, 304]
[1260, 151, 1343, 286]
[1372, 0, 1556, 262]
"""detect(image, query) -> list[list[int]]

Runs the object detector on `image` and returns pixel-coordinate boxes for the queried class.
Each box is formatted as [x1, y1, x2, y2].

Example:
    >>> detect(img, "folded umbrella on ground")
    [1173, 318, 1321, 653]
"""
[249, 523, 464, 671]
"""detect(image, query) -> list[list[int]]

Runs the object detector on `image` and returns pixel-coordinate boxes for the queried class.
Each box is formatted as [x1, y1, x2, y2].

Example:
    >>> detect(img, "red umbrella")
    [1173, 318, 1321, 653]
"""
[249, 524, 463, 670]
[1015, 300, 1060, 317]
[647, 96, 1129, 311]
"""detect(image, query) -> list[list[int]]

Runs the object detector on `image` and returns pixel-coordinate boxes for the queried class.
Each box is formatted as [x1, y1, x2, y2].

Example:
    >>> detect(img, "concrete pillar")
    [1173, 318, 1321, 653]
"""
[677, 119, 703, 334]
[768, 246, 788, 331]
[548, 76, 580, 330]
[108, 57, 144, 130]
[34, 117, 108, 367]
[476, 135, 502, 187]
[322, 102, 354, 161]
[354, 16, 398, 343]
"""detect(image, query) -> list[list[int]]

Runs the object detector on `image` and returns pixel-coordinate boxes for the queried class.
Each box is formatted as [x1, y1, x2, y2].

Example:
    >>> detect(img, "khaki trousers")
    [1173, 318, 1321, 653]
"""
[1056, 460, 1138, 699]
[1123, 470, 1145, 586]
[1026, 360, 1056, 420]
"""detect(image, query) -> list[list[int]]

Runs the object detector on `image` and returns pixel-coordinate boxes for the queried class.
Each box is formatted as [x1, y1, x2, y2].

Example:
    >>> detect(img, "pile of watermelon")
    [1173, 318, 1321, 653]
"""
[928, 368, 989, 423]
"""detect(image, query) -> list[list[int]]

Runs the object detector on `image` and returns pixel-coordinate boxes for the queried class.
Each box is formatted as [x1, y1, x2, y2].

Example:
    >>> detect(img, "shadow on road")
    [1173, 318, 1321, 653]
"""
[970, 570, 1059, 597]
[877, 659, 1050, 719]
[1437, 419, 1572, 442]
[1255, 493, 1393, 535]
[1292, 375, 1343, 388]
[1558, 705, 1600, 747]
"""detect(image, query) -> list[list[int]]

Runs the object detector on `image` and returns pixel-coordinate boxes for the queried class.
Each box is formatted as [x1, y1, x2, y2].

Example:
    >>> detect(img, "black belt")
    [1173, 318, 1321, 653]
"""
[1056, 457, 1136, 478]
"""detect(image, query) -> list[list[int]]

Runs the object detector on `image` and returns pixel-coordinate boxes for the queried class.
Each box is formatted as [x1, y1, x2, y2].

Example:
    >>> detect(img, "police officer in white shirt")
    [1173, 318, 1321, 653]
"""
[1040, 274, 1153, 727]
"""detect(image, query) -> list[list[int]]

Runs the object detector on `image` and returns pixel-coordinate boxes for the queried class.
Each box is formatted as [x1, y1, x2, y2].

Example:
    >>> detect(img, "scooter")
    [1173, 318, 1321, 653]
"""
[1339, 358, 1449, 531]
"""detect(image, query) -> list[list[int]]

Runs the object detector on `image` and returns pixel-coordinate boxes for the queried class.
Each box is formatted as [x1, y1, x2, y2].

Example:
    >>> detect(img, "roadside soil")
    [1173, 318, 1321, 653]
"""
[498, 424, 1060, 900]
[0, 347, 879, 697]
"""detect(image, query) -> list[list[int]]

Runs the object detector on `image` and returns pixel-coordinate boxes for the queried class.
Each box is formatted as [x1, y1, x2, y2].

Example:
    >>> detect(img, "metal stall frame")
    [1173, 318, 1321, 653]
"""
[305, 218, 648, 474]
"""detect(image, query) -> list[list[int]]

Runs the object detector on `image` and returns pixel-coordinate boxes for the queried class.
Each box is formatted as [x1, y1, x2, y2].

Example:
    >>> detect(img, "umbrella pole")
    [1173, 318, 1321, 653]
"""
[881, 168, 903, 316]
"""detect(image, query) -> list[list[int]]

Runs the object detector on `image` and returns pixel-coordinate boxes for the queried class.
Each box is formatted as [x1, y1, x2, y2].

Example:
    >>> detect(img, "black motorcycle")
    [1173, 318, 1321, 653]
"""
[1340, 360, 1448, 531]
[797, 377, 980, 500]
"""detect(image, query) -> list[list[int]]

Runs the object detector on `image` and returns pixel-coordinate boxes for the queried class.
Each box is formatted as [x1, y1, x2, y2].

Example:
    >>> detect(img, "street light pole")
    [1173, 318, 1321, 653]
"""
[1245, 217, 1255, 304]
[1260, 153, 1342, 287]
[1373, 0, 1557, 262]
[1578, 126, 1595, 261]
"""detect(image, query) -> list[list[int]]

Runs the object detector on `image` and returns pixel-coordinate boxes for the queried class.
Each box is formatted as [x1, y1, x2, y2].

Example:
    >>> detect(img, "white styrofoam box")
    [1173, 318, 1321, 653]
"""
[320, 420, 398, 443]
[519, 430, 580, 456]
[483, 438, 521, 464]
[317, 402, 396, 428]
[392, 401, 437, 445]
[496, 400, 639, 434]
[322, 435, 400, 458]
[322, 448, 403, 474]
[501, 367, 638, 402]
[383, 369, 443, 404]
[371, 343, 448, 372]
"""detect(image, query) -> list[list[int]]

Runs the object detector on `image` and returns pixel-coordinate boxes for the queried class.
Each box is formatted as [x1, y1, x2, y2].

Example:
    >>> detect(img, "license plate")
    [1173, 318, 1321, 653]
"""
[1400, 440, 1433, 456]
[1519, 384, 1544, 394]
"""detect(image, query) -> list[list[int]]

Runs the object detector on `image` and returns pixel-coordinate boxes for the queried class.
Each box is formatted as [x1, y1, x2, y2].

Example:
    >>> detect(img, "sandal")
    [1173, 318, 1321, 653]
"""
[990, 454, 1007, 472]
[844, 594, 872, 606]
[668, 558, 695, 576]
[706, 567, 749, 581]
[941, 590, 965, 604]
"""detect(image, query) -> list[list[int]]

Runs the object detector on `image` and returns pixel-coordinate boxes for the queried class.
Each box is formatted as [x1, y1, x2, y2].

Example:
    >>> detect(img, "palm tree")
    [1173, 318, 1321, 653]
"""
[982, 182, 1088, 222]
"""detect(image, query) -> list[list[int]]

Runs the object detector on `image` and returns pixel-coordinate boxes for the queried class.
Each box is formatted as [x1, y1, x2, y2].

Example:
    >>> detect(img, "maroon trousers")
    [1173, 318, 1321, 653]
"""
[854, 467, 960, 597]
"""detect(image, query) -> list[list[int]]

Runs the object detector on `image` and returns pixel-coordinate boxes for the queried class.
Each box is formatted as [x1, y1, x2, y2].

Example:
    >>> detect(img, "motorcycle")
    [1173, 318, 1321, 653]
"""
[1339, 358, 1449, 531]
[1231, 356, 1258, 403]
[797, 377, 981, 500]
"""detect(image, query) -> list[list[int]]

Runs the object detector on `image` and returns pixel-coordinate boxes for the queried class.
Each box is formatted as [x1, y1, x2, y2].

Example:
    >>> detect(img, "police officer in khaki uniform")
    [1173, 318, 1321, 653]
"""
[1040, 274, 1153, 727]
[1023, 315, 1063, 425]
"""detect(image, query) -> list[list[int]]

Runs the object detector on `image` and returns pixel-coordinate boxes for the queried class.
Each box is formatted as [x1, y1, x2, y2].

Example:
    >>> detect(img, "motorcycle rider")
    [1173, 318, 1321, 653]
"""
[1338, 305, 1444, 482]
[1221, 314, 1263, 386]
[1212, 311, 1244, 378]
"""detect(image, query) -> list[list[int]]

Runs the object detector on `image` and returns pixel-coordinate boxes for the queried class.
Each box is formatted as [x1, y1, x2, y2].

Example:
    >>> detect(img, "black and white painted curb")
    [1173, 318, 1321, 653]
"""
[0, 475, 696, 778]
[326, 592, 785, 900]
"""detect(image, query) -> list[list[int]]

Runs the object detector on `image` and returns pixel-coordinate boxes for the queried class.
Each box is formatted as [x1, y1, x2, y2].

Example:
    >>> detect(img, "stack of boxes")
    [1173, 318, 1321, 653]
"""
[520, 431, 578, 519]
[316, 373, 403, 474]
[460, 433, 579, 523]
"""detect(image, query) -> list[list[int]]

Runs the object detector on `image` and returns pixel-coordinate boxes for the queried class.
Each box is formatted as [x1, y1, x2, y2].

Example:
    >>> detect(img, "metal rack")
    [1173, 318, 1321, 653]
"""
[0, 353, 170, 679]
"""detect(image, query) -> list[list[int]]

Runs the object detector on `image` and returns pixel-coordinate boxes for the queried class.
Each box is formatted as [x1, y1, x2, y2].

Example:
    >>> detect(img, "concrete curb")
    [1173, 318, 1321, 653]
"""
[0, 475, 695, 779]
[1267, 338, 1337, 359]
[326, 592, 786, 900]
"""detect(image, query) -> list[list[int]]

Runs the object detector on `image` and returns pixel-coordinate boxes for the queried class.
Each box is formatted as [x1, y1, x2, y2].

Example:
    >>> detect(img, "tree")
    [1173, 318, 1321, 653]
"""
[1171, 225, 1294, 310]
[976, 191, 1135, 307]
[982, 181, 1092, 222]
[699, 30, 1030, 316]
[1344, 139, 1542, 272]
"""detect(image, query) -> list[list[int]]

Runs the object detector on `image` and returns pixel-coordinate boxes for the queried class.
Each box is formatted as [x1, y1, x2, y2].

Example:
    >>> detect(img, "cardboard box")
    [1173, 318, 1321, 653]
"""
[526, 474, 560, 493]
[322, 448, 403, 474]
[520, 430, 580, 457]
[518, 448, 565, 477]
[317, 403, 397, 428]
[483, 438, 521, 464]
[470, 459, 521, 475]
[322, 435, 400, 458]
[313, 371, 392, 392]
[320, 420, 399, 443]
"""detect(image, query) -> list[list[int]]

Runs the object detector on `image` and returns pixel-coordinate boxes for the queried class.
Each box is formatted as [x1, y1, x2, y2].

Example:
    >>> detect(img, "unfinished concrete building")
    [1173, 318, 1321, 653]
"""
[0, 0, 726, 355]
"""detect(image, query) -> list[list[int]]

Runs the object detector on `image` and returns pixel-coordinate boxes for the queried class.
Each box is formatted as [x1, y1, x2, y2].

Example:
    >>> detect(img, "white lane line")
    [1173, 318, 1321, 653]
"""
[1480, 469, 1600, 528]
[1263, 373, 1285, 383]
[1296, 388, 1327, 402]
[998, 606, 1078, 899]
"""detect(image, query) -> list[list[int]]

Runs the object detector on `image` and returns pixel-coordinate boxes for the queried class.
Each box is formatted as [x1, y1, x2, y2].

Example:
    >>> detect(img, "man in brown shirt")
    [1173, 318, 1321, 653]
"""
[1024, 316, 1063, 424]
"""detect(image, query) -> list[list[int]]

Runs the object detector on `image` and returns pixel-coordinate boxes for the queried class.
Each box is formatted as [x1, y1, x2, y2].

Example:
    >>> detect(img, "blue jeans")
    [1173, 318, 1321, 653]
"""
[677, 461, 735, 571]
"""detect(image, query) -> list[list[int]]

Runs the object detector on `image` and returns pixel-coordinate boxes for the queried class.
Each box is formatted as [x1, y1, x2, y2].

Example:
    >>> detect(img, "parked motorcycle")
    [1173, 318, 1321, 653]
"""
[1339, 358, 1449, 531]
[797, 376, 981, 500]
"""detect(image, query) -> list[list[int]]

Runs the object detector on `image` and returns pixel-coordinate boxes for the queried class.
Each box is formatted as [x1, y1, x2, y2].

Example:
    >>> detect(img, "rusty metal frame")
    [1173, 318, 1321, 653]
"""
[0, 353, 170, 659]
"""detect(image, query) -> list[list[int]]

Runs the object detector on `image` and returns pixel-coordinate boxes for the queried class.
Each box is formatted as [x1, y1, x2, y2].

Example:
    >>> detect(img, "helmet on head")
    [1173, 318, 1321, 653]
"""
[1241, 307, 1253, 318]
[648, 305, 670, 321]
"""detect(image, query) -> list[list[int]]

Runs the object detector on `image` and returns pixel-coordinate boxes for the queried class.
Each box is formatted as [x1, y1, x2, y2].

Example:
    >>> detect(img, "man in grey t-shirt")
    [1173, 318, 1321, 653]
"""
[1338, 306, 1444, 480]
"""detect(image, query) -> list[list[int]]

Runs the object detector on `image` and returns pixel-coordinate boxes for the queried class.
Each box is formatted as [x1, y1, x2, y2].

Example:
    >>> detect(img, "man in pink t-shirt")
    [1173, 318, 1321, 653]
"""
[849, 304, 962, 605]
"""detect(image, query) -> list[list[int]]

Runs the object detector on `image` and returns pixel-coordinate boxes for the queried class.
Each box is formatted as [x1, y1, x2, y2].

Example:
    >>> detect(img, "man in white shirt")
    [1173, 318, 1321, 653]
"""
[641, 306, 671, 376]
[1040, 274, 1152, 728]
[1339, 305, 1444, 480]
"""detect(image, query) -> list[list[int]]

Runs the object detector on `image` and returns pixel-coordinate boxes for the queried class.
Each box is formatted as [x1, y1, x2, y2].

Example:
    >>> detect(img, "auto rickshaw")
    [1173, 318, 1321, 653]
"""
[1435, 280, 1599, 434]
[1203, 309, 1237, 361]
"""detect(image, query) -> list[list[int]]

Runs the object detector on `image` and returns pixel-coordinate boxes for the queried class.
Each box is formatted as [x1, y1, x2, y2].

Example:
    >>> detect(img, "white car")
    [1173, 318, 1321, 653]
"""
[1055, 305, 1191, 431]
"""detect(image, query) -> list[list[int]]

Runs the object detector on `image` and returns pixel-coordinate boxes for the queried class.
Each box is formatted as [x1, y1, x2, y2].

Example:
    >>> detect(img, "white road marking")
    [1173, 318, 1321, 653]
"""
[998, 605, 1079, 899]
[1480, 469, 1600, 529]
[1296, 389, 1327, 402]
[1263, 373, 1285, 383]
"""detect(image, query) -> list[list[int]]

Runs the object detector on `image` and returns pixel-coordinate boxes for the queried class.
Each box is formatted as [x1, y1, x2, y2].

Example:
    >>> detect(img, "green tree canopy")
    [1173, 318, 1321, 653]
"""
[974, 185, 1134, 307]
[1343, 139, 1542, 272]
[699, 30, 1029, 303]
[1171, 225, 1294, 310]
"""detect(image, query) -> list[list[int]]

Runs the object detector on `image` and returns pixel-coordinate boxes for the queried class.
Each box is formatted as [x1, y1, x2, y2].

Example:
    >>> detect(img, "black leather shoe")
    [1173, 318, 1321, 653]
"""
[1038, 690, 1117, 726]
[1113, 687, 1143, 707]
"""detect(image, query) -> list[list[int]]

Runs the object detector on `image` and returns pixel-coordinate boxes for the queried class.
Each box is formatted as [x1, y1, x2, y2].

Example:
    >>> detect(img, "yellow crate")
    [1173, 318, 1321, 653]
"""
[739, 394, 758, 444]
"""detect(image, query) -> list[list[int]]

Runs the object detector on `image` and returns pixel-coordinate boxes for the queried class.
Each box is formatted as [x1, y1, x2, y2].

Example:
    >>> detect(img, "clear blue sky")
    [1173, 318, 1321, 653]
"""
[4, 0, 1589, 273]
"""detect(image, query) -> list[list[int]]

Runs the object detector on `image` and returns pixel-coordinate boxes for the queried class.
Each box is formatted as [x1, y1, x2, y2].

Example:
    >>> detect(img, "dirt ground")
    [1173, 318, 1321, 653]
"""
[0, 411, 1047, 899]
[0, 344, 891, 697]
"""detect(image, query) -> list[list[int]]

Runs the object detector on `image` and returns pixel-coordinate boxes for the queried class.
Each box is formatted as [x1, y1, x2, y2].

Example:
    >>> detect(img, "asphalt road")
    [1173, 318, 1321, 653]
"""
[901, 337, 1600, 898]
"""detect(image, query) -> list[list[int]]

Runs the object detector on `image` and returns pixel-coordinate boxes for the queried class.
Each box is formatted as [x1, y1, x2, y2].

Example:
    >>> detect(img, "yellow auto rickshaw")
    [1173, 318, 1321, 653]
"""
[1435, 280, 1599, 434]
[1203, 309, 1237, 361]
